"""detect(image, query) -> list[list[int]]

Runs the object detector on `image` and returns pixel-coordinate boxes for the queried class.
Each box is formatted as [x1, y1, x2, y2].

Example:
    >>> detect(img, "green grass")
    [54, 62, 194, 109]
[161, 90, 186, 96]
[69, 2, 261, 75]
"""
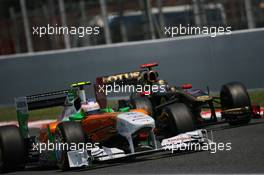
[0, 91, 263, 122]
[249, 90, 264, 106]
[0, 106, 62, 122]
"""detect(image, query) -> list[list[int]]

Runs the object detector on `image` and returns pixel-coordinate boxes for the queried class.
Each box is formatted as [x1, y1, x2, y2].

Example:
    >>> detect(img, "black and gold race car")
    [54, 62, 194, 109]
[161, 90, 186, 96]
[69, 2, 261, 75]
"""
[95, 62, 262, 137]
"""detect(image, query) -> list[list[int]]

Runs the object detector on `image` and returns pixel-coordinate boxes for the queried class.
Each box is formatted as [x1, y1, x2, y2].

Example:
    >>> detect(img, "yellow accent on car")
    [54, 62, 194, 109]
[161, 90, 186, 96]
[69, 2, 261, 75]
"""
[71, 81, 91, 88]
[196, 95, 212, 102]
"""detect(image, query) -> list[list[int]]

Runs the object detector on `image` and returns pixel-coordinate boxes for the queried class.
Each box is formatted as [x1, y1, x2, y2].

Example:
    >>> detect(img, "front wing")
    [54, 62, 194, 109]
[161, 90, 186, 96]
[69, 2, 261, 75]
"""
[67, 129, 213, 168]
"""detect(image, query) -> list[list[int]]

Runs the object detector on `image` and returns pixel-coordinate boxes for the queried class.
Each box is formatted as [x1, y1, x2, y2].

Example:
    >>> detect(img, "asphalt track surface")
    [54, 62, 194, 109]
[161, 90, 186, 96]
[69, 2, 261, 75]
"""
[7, 119, 264, 175]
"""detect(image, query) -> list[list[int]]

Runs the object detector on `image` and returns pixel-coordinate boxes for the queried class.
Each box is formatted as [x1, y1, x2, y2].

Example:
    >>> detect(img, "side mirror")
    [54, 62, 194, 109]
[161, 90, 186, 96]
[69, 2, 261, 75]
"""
[182, 84, 192, 89]
[140, 62, 159, 70]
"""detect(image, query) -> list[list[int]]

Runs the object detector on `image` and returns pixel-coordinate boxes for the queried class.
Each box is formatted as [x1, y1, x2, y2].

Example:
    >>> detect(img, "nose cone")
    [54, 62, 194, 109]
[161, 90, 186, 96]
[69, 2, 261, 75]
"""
[116, 112, 155, 137]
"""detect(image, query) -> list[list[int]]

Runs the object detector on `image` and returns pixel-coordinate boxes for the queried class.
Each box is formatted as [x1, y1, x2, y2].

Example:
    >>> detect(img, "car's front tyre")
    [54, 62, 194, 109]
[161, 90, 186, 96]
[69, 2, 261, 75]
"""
[55, 121, 86, 171]
[161, 103, 195, 137]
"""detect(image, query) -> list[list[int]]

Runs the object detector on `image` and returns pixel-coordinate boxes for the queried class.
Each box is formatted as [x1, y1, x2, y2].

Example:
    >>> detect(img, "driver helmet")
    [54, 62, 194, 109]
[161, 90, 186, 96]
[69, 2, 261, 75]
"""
[81, 100, 100, 115]
[158, 79, 167, 85]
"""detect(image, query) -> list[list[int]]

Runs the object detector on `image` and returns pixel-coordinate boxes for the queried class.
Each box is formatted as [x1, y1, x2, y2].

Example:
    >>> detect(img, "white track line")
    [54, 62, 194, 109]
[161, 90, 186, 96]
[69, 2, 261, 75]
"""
[0, 120, 55, 128]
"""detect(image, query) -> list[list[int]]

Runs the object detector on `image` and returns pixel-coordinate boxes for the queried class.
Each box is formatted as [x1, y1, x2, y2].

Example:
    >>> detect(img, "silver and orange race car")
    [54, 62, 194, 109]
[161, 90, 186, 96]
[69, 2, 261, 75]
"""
[0, 82, 210, 172]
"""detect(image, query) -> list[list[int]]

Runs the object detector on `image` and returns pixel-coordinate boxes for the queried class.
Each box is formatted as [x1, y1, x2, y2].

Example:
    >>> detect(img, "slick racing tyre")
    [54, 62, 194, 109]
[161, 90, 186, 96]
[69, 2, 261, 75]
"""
[220, 82, 251, 125]
[0, 125, 25, 172]
[55, 121, 86, 171]
[162, 103, 195, 137]
[130, 97, 154, 116]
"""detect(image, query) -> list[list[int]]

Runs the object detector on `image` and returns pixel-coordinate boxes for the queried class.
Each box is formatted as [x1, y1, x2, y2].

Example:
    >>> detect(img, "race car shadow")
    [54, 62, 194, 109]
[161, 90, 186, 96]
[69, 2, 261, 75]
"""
[24, 166, 58, 171]
[204, 119, 264, 132]
[74, 150, 203, 173]
[1, 166, 59, 174]
[8, 150, 202, 174]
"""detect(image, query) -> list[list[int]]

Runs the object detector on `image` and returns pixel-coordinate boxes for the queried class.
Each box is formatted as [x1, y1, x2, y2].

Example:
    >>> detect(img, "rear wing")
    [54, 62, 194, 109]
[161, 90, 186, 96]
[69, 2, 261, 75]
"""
[15, 81, 91, 112]
[94, 71, 142, 108]
[95, 62, 159, 87]
[15, 89, 69, 112]
[15, 89, 70, 138]
[94, 62, 159, 108]
[96, 70, 142, 85]
[14, 81, 90, 138]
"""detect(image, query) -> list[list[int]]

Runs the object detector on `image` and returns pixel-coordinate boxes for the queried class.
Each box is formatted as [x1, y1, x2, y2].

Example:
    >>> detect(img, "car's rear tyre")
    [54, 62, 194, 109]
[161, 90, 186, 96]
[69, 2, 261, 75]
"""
[228, 117, 251, 126]
[0, 125, 25, 172]
[130, 97, 154, 116]
[55, 121, 86, 171]
[162, 103, 195, 137]
[220, 82, 251, 125]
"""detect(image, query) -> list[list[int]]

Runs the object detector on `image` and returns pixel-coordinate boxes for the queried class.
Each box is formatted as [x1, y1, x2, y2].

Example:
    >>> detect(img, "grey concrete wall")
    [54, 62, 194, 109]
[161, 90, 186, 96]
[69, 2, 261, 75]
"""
[0, 29, 263, 105]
